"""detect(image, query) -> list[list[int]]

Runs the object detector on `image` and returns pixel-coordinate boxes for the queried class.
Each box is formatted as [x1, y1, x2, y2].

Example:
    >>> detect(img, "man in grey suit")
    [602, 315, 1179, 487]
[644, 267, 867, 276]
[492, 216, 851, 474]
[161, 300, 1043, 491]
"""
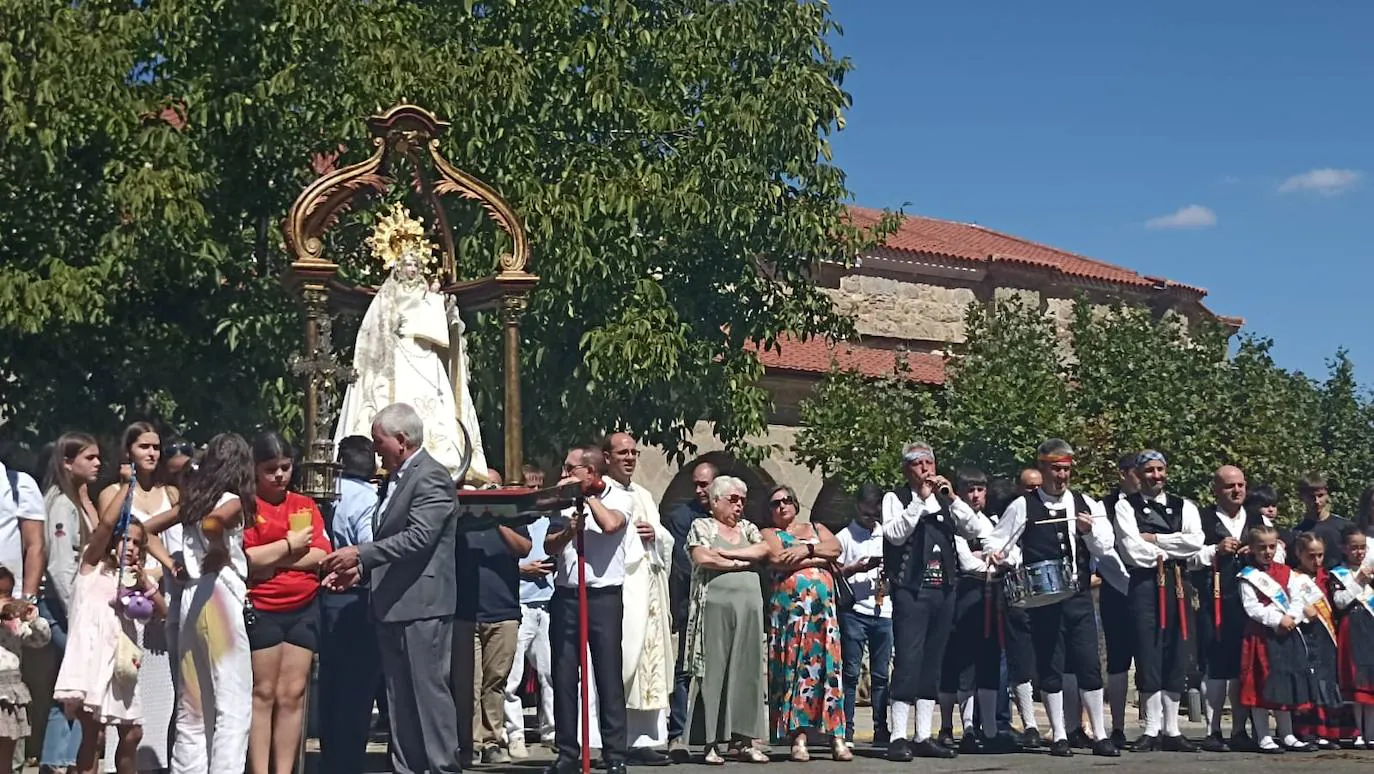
[322, 402, 463, 774]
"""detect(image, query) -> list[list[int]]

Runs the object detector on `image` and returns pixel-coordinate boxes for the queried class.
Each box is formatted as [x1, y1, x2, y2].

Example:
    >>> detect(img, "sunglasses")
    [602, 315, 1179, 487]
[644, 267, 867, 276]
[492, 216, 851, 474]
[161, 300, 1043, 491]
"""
[769, 496, 796, 510]
[165, 442, 195, 458]
[724, 494, 745, 505]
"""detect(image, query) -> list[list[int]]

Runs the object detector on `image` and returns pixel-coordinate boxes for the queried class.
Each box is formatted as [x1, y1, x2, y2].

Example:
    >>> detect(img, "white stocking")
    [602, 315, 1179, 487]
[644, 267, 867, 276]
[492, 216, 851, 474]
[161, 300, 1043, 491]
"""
[915, 699, 936, 742]
[1082, 688, 1107, 741]
[889, 701, 912, 740]
[1014, 681, 1039, 731]
[1044, 691, 1067, 742]
[1142, 691, 1163, 737]
[1162, 691, 1182, 736]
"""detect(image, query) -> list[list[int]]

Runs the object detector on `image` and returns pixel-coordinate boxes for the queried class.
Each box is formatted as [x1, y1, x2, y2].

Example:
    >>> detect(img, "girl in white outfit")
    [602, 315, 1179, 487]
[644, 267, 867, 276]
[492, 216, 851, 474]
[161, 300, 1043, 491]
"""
[146, 433, 254, 774]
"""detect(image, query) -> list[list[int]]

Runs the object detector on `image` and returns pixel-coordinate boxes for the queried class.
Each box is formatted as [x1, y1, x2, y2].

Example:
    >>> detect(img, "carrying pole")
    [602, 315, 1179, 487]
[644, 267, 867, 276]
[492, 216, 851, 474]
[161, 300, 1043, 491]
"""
[577, 498, 591, 774]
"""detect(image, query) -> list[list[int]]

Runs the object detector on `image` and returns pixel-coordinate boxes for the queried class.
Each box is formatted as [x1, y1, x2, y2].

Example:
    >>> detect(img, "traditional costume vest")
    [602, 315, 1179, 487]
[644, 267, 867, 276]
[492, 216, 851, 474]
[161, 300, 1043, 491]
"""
[1126, 492, 1186, 573]
[884, 486, 956, 592]
[1194, 503, 1265, 600]
[1022, 491, 1094, 590]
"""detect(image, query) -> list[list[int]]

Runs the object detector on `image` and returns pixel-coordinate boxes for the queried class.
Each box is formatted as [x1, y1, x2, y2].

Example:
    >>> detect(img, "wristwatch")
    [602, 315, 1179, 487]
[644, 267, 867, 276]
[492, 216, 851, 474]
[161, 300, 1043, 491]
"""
[807, 543, 815, 558]
[23, 594, 39, 605]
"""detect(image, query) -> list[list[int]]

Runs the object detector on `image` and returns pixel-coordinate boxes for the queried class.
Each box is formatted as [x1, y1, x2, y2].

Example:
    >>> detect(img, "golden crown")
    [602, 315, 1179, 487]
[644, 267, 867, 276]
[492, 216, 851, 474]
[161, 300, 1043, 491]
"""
[365, 203, 439, 272]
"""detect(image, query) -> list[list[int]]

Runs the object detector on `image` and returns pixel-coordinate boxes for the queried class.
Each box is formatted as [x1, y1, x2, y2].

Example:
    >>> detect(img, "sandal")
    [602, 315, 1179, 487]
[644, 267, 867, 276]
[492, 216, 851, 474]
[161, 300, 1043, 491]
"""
[739, 746, 770, 763]
[831, 737, 853, 762]
[704, 746, 725, 766]
[789, 736, 810, 762]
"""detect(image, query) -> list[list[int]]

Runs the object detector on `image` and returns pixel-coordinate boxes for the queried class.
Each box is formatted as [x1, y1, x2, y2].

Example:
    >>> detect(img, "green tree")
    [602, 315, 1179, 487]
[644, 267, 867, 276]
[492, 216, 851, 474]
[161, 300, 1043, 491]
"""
[793, 356, 936, 491]
[935, 296, 1074, 479]
[1311, 350, 1374, 516]
[1, 0, 896, 462]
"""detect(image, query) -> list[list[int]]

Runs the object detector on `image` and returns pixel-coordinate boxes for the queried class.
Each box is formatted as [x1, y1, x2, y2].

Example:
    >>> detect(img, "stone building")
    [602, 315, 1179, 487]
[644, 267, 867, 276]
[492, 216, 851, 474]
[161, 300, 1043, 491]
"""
[634, 206, 1231, 523]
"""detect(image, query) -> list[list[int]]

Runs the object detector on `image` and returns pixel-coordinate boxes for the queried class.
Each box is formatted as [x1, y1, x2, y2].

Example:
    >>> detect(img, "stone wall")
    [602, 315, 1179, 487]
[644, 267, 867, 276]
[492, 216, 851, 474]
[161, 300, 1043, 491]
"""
[824, 275, 976, 344]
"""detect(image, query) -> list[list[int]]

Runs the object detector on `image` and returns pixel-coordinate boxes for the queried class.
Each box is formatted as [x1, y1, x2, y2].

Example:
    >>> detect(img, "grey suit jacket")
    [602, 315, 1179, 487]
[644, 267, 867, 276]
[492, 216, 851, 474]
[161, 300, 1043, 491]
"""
[357, 449, 458, 623]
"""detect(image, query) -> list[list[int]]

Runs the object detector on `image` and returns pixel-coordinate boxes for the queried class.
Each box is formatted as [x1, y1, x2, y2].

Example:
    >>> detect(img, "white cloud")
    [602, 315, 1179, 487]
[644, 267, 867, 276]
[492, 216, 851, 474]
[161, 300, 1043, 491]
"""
[1145, 204, 1217, 230]
[1277, 168, 1362, 196]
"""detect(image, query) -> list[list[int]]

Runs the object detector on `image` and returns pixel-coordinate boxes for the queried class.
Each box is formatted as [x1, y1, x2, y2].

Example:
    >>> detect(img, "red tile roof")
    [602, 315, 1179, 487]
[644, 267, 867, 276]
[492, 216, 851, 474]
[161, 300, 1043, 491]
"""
[847, 206, 1208, 297]
[750, 335, 946, 385]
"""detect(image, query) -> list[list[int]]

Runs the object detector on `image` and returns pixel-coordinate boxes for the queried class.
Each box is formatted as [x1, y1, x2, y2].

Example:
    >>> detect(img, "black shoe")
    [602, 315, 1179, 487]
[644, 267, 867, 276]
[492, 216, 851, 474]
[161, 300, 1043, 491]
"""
[607, 763, 628, 774]
[1133, 734, 1160, 752]
[544, 760, 581, 774]
[1110, 729, 1133, 751]
[461, 750, 477, 769]
[936, 729, 956, 748]
[667, 741, 691, 765]
[627, 749, 671, 767]
[958, 733, 984, 754]
[872, 728, 890, 748]
[1092, 739, 1121, 758]
[886, 739, 913, 762]
[914, 739, 957, 759]
[1049, 739, 1074, 757]
[1020, 727, 1043, 749]
[1258, 742, 1285, 755]
[1199, 732, 1230, 753]
[1067, 728, 1093, 749]
[1229, 732, 1258, 752]
[1283, 739, 1316, 753]
[979, 732, 1016, 754]
[1162, 734, 1199, 753]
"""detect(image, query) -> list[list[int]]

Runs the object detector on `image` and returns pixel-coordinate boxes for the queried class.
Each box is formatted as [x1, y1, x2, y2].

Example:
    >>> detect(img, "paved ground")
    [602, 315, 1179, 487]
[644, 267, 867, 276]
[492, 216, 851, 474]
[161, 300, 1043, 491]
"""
[302, 705, 1374, 774]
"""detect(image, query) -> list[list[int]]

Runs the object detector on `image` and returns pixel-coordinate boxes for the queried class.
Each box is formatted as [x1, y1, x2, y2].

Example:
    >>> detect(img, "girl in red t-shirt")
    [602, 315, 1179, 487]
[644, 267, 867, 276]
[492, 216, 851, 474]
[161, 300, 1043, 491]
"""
[243, 431, 333, 774]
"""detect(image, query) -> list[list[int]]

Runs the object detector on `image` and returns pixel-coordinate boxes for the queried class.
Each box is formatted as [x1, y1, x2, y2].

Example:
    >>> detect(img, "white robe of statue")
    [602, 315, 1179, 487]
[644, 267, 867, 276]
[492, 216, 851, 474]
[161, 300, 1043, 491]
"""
[578, 480, 674, 749]
[334, 261, 489, 482]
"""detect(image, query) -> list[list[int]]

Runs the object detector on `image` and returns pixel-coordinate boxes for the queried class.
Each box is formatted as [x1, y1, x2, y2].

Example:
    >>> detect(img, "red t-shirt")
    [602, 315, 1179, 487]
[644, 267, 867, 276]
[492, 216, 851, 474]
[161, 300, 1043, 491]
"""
[245, 492, 333, 612]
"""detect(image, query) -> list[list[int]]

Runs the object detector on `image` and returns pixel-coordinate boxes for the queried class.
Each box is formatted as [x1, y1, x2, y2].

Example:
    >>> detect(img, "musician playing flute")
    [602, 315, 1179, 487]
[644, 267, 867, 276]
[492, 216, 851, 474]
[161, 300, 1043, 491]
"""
[880, 441, 995, 762]
[1113, 450, 1205, 752]
[985, 439, 1122, 758]
[1188, 465, 1282, 752]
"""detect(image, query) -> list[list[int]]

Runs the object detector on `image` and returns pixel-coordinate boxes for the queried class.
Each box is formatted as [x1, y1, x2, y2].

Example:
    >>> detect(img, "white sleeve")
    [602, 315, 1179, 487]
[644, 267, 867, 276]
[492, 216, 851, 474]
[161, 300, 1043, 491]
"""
[836, 530, 855, 564]
[1081, 496, 1116, 559]
[1240, 578, 1287, 631]
[987, 498, 1027, 569]
[1114, 496, 1164, 567]
[1191, 541, 1219, 570]
[949, 497, 994, 542]
[882, 491, 924, 545]
[1333, 575, 1358, 609]
[14, 472, 44, 521]
[1156, 500, 1205, 559]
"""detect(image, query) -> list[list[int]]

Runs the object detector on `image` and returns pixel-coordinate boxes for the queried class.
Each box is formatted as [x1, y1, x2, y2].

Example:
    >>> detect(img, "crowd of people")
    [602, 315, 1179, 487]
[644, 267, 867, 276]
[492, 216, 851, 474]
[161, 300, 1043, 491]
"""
[5, 401, 1374, 774]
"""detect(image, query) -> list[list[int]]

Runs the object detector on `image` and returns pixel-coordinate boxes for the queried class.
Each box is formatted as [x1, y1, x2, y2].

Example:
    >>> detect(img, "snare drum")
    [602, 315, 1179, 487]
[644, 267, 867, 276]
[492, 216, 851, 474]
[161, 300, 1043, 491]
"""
[1003, 558, 1079, 609]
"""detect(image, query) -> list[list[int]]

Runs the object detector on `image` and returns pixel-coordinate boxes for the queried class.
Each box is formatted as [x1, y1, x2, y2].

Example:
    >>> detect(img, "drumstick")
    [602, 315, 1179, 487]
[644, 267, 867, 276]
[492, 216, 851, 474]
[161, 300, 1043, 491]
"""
[1031, 514, 1105, 526]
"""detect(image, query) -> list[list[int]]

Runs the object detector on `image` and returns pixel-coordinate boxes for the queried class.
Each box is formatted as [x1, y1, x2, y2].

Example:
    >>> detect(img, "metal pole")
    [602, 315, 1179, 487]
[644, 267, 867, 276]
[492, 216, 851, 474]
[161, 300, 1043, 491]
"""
[577, 499, 591, 774]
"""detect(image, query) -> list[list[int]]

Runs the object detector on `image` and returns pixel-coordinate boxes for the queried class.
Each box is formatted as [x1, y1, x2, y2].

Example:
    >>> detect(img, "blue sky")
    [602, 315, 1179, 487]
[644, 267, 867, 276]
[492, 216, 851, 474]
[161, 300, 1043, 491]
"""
[828, 2, 1371, 380]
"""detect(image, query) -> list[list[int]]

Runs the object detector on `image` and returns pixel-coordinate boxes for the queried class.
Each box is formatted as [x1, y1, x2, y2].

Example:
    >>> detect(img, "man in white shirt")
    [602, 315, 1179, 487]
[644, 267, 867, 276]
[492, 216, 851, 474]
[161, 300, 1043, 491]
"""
[0, 459, 46, 600]
[880, 441, 992, 762]
[1112, 450, 1205, 752]
[543, 445, 631, 774]
[988, 439, 1122, 759]
[1189, 465, 1274, 752]
[836, 483, 892, 746]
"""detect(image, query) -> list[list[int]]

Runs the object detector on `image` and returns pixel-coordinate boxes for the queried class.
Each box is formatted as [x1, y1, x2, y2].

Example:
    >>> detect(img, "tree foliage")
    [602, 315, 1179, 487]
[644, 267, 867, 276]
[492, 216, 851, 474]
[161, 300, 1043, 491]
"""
[796, 297, 1374, 521]
[1, 0, 896, 463]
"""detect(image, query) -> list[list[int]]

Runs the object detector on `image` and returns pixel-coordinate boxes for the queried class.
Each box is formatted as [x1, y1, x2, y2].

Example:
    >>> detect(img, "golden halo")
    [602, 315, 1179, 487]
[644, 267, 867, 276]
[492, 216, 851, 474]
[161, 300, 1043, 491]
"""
[365, 203, 439, 272]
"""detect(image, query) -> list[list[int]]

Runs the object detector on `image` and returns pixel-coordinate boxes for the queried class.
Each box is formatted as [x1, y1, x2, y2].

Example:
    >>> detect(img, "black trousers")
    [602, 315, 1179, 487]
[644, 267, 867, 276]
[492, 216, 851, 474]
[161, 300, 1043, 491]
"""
[892, 584, 956, 702]
[941, 576, 1004, 693]
[1027, 589, 1103, 694]
[1099, 580, 1134, 675]
[318, 589, 383, 774]
[1003, 604, 1036, 686]
[1128, 568, 1188, 694]
[551, 585, 628, 765]
[1195, 591, 1245, 680]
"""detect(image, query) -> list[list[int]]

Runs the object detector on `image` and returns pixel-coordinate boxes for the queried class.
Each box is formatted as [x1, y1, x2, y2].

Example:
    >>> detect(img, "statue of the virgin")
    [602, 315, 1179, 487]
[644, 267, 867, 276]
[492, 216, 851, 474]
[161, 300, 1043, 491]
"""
[333, 203, 489, 482]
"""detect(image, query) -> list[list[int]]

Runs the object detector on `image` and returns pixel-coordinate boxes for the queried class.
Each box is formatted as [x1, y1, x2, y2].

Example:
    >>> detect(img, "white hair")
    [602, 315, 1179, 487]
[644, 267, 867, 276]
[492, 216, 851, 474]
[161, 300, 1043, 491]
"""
[709, 476, 747, 502]
[373, 403, 425, 448]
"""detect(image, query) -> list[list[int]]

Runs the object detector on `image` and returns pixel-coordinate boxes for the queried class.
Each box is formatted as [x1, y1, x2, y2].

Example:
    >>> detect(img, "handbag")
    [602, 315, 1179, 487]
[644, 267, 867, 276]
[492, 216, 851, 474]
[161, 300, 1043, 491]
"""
[830, 563, 856, 609]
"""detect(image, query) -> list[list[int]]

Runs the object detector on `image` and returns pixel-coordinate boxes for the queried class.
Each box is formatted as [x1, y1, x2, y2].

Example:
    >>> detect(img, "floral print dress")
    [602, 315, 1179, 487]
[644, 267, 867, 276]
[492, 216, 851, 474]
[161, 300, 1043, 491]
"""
[767, 530, 845, 740]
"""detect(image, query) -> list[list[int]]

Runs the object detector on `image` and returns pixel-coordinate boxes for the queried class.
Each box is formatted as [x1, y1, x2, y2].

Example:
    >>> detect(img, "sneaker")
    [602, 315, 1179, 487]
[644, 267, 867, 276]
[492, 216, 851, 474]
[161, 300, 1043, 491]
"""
[509, 736, 530, 759]
[483, 746, 512, 764]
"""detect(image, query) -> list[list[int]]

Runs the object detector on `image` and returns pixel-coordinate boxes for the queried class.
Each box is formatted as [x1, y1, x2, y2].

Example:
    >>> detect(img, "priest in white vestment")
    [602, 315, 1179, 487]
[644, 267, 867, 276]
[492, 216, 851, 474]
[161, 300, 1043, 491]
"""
[578, 432, 675, 764]
[333, 204, 489, 483]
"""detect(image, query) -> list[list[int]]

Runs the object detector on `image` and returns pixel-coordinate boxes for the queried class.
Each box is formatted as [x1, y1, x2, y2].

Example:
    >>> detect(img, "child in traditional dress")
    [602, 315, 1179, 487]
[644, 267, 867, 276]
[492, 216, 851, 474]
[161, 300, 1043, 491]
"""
[1330, 524, 1374, 747]
[1289, 533, 1352, 748]
[1237, 525, 1317, 753]
[54, 496, 168, 774]
[0, 565, 51, 773]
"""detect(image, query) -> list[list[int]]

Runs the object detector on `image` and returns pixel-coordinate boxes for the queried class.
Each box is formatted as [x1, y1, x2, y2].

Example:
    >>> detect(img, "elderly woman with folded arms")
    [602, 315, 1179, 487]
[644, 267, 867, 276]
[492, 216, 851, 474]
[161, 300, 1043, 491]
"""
[684, 476, 771, 765]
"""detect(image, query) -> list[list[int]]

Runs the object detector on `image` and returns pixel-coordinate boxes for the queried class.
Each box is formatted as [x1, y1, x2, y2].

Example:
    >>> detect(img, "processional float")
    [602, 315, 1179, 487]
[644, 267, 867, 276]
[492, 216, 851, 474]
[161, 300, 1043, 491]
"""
[281, 104, 595, 773]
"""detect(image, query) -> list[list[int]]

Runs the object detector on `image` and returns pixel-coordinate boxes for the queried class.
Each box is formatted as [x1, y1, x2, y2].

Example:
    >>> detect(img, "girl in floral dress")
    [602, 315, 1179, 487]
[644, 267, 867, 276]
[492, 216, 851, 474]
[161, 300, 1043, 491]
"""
[0, 566, 51, 774]
[762, 486, 849, 762]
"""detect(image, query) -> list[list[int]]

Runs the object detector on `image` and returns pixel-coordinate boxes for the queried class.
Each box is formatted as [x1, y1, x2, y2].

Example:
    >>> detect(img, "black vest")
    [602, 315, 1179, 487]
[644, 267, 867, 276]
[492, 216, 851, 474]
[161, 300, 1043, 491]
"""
[1102, 489, 1125, 524]
[1021, 491, 1094, 590]
[1194, 503, 1264, 599]
[883, 487, 956, 591]
[1126, 492, 1186, 568]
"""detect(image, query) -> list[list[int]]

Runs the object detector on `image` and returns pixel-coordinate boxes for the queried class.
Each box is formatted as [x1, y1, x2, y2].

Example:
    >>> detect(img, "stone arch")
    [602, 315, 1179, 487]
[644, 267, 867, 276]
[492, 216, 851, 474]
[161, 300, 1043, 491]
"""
[659, 451, 778, 527]
[809, 477, 856, 530]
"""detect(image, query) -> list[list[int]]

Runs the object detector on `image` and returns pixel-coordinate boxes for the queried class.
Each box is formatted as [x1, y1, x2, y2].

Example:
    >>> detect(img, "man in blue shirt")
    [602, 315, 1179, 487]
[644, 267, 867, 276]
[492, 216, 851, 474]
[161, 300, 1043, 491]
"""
[501, 514, 557, 758]
[318, 435, 383, 774]
[661, 461, 716, 760]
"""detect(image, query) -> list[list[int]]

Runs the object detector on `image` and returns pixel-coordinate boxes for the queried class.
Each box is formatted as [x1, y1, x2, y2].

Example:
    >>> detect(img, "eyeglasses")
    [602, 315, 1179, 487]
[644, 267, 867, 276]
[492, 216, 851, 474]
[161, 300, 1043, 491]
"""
[724, 494, 745, 505]
[613, 449, 642, 458]
[769, 497, 796, 510]
[561, 463, 589, 474]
